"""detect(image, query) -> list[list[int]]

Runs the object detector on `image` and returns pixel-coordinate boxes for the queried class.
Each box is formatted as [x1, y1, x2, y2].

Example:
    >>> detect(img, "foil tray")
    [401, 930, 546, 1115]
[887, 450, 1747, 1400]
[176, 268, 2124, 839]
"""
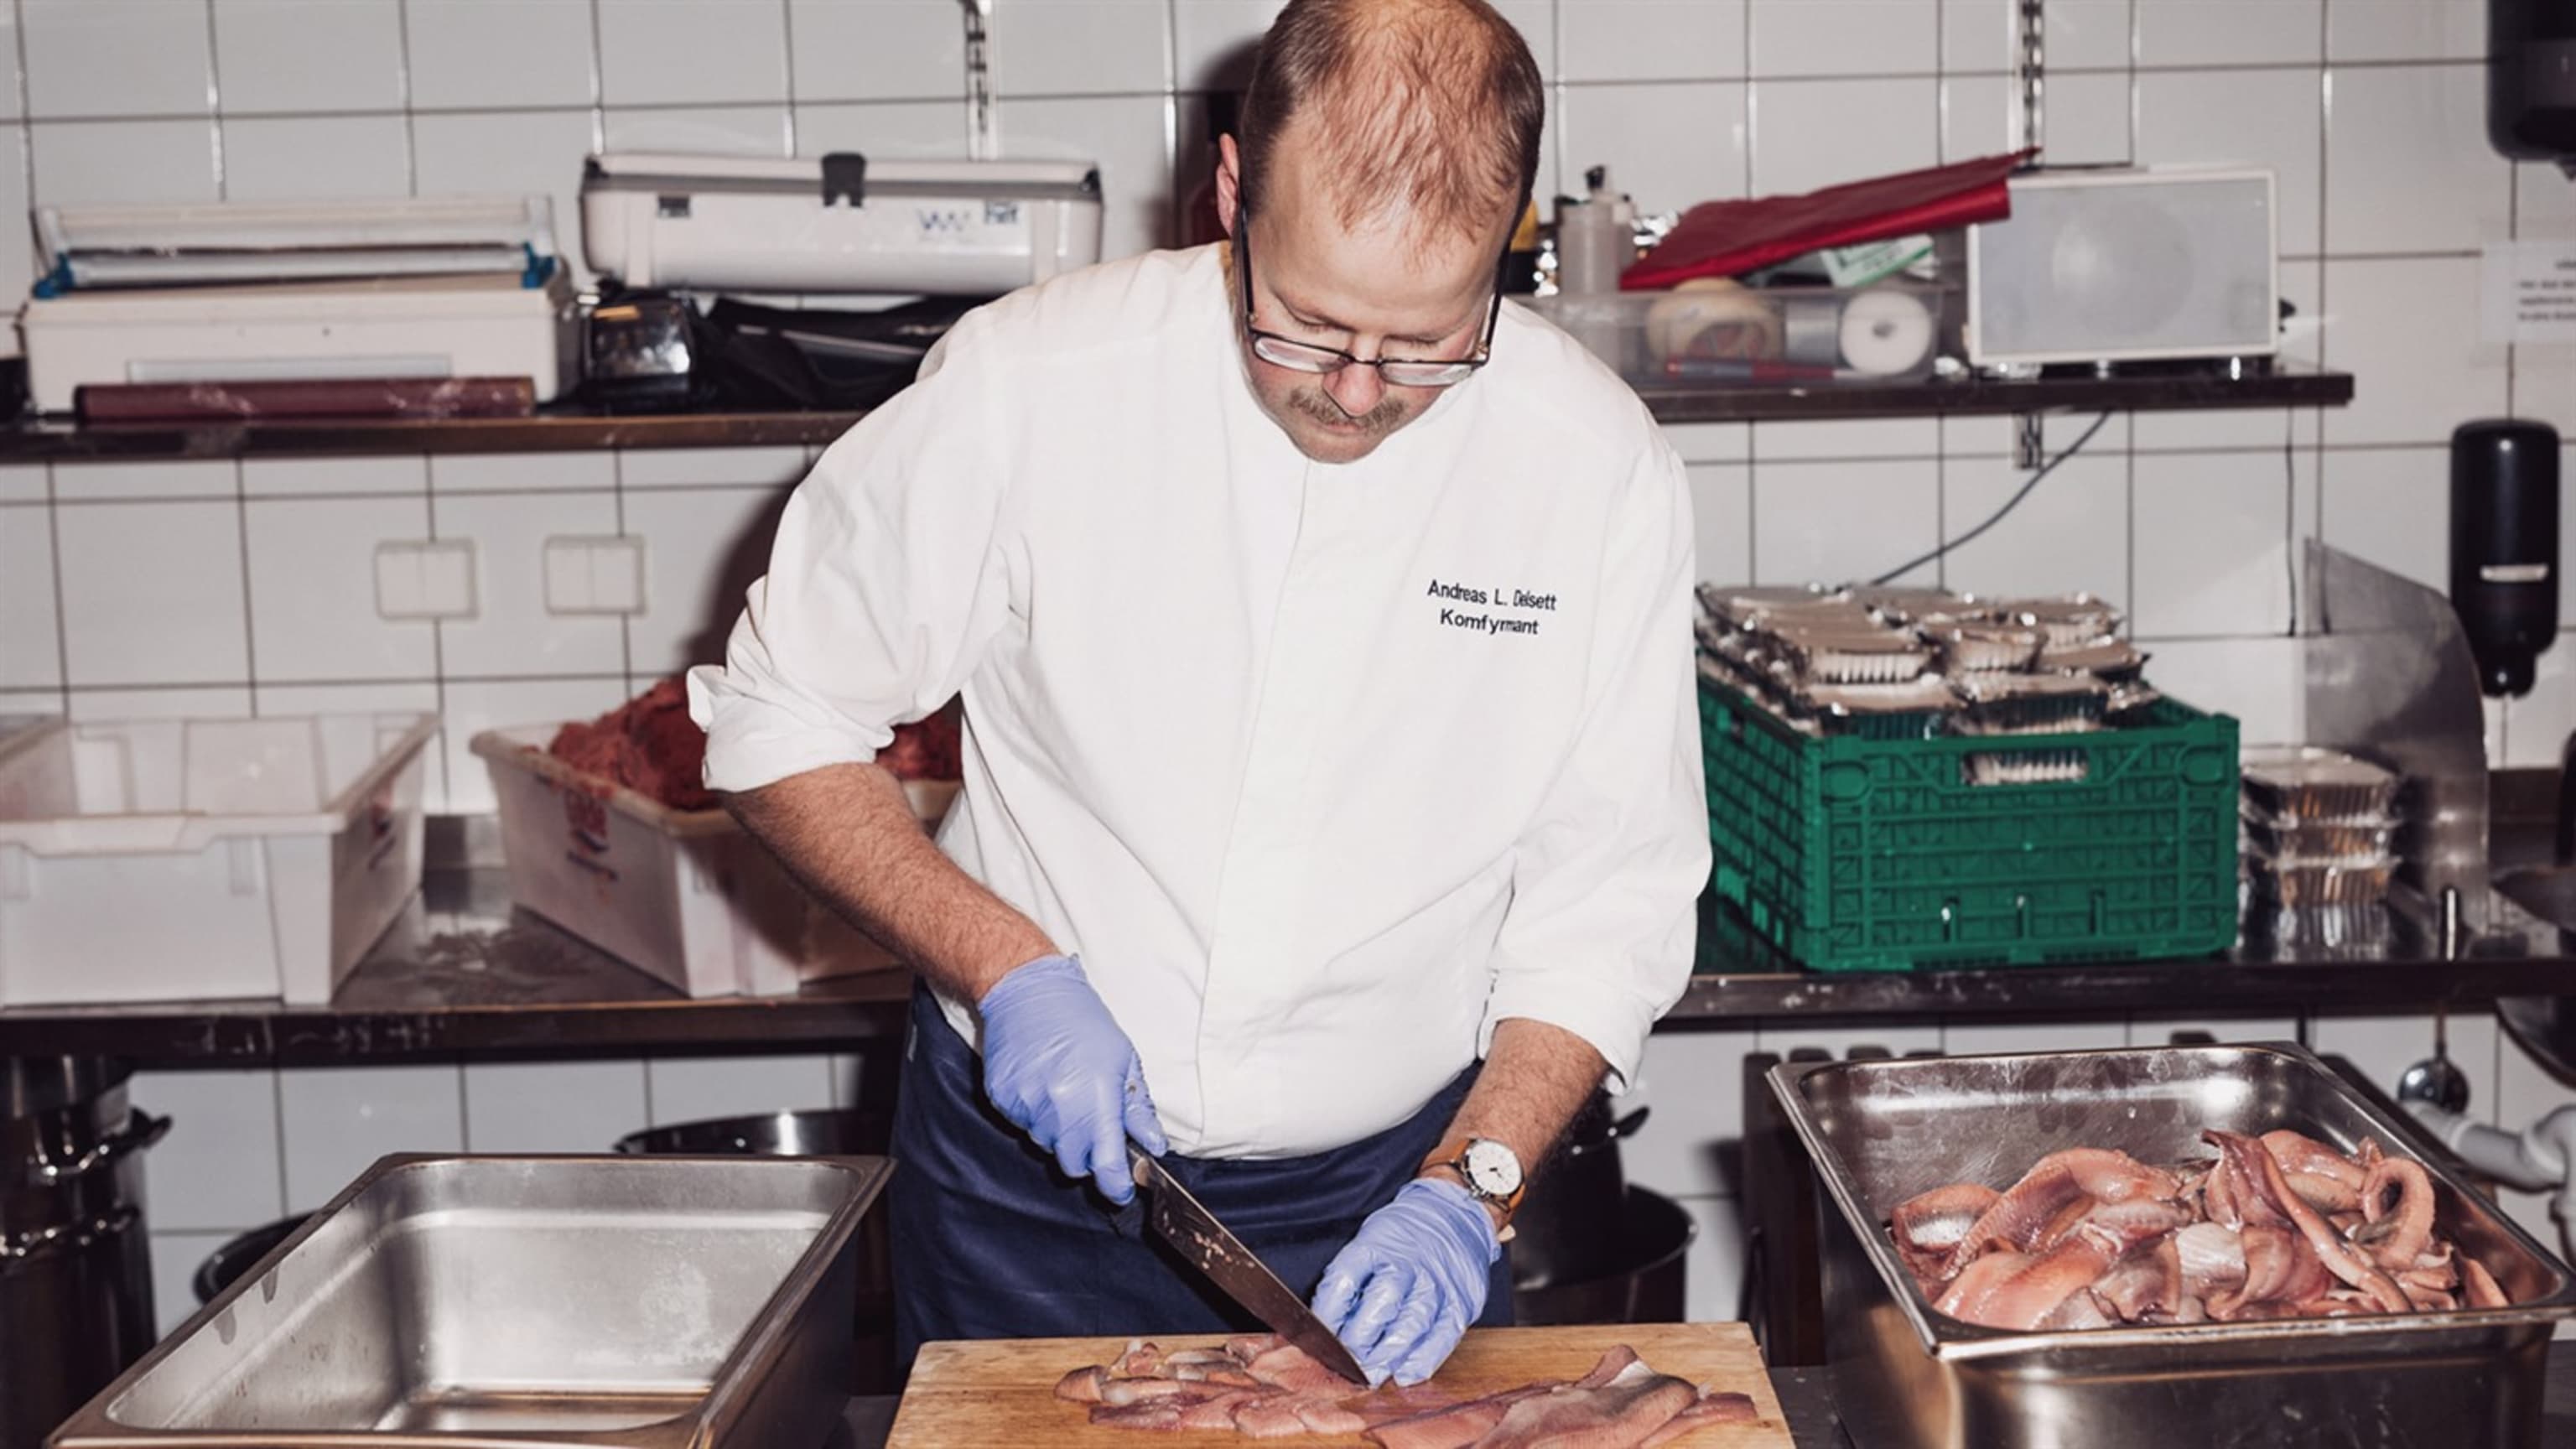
[1768, 1044, 2576, 1449]
[50, 1152, 890, 1448]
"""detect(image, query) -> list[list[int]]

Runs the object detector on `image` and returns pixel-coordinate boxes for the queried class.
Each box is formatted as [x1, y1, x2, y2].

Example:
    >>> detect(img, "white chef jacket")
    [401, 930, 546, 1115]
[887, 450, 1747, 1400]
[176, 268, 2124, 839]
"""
[688, 242, 1708, 1159]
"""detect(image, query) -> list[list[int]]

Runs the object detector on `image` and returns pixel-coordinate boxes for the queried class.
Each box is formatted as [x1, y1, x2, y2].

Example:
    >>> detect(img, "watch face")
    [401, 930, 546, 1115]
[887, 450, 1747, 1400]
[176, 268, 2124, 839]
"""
[1461, 1139, 1523, 1197]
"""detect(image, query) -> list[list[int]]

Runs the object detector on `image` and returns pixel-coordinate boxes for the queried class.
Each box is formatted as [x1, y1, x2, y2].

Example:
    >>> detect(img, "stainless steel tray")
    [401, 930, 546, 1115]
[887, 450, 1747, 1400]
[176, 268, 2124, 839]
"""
[50, 1152, 891, 1448]
[1768, 1043, 2576, 1449]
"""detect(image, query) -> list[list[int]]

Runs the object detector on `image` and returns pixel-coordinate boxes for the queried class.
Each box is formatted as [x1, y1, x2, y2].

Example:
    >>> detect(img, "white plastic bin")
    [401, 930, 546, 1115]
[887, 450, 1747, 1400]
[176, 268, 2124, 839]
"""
[472, 725, 953, 998]
[0, 713, 436, 1005]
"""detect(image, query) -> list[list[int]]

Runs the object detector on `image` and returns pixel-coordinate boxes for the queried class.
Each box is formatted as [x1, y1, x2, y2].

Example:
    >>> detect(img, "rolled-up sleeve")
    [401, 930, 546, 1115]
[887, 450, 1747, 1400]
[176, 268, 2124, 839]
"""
[687, 314, 1015, 793]
[1479, 440, 1709, 1091]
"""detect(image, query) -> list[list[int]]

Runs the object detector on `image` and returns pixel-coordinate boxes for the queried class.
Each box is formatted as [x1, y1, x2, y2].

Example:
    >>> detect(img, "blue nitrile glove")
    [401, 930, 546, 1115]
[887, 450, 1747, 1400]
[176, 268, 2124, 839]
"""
[1311, 1176, 1500, 1386]
[976, 953, 1168, 1204]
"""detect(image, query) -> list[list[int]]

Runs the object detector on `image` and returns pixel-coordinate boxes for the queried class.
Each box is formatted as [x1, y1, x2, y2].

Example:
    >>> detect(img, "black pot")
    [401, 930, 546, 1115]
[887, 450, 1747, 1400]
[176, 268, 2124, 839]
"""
[1511, 1093, 1649, 1290]
[192, 1214, 308, 1306]
[1513, 1187, 1695, 1327]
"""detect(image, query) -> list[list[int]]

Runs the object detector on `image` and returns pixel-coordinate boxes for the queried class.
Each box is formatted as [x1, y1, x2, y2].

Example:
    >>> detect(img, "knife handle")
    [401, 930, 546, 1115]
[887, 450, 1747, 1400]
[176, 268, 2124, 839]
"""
[1105, 1141, 1153, 1239]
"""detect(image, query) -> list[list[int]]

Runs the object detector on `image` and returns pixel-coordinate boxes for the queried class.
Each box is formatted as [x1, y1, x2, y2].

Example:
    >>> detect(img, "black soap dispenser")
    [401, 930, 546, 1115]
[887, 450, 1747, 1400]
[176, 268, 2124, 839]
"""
[2450, 418, 2563, 697]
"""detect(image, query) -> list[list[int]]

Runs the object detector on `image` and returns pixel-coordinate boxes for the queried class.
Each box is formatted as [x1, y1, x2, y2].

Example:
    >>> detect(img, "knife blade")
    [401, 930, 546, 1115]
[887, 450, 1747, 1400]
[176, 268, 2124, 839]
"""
[1126, 1143, 1370, 1385]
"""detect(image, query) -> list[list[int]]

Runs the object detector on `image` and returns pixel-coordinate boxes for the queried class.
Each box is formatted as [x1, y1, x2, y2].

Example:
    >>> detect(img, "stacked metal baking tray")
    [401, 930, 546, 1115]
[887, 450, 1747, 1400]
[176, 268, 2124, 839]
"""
[2239, 745, 2402, 938]
[1770, 1043, 2576, 1449]
[48, 1153, 890, 1449]
[1694, 584, 2150, 742]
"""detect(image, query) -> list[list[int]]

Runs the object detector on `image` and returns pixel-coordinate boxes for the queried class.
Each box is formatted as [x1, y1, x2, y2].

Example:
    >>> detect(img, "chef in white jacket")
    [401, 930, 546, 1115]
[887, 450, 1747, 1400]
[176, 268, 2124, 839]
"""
[688, 0, 1706, 1387]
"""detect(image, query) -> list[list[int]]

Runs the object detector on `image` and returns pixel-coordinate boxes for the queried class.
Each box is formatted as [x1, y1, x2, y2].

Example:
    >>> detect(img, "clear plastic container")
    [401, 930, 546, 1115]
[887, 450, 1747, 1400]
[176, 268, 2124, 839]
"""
[1528, 279, 1953, 387]
[0, 714, 435, 1005]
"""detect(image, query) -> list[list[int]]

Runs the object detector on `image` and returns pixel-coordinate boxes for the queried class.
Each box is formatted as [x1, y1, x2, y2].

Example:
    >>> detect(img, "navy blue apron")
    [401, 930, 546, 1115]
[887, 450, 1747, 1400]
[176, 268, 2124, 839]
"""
[890, 984, 1514, 1373]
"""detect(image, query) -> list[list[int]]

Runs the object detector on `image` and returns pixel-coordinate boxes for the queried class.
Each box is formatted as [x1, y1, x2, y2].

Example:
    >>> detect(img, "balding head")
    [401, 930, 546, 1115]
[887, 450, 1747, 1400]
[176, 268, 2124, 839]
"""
[1236, 0, 1544, 245]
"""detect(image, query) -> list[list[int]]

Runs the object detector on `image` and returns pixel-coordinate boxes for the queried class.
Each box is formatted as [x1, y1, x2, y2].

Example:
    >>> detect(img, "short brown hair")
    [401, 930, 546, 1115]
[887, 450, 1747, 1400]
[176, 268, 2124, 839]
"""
[1237, 0, 1544, 239]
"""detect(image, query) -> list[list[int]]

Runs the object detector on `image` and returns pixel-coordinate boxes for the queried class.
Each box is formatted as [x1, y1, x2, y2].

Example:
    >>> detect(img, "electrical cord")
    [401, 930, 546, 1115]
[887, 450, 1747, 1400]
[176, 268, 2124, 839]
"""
[2284, 410, 2301, 636]
[1868, 411, 2114, 587]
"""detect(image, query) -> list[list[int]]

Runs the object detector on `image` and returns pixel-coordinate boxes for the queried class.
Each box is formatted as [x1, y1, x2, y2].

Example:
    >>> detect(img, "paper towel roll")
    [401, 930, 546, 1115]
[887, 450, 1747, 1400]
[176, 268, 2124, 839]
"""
[1780, 296, 1845, 367]
[1837, 288, 1936, 377]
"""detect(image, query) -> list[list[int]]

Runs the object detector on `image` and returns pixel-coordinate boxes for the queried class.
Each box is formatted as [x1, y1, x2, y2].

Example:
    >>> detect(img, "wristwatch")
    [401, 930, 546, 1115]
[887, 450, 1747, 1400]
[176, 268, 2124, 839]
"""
[1421, 1135, 1526, 1233]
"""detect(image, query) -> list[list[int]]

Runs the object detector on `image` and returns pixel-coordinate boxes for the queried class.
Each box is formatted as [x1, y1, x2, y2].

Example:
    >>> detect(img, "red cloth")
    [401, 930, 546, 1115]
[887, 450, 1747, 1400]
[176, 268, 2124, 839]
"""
[1620, 149, 2034, 289]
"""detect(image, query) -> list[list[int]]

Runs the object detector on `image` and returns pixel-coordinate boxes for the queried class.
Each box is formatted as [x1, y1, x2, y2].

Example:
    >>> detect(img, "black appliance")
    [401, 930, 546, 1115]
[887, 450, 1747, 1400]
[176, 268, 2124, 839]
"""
[2450, 418, 2563, 696]
[2490, 0, 2576, 167]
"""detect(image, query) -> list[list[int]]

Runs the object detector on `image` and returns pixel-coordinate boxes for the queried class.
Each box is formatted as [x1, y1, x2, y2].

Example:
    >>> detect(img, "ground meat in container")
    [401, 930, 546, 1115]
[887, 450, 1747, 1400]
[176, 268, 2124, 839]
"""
[545, 679, 962, 812]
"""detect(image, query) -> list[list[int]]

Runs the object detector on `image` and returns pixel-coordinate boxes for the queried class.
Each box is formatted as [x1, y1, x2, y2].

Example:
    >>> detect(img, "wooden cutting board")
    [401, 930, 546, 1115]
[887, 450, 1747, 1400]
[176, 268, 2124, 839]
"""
[887, 1322, 1792, 1447]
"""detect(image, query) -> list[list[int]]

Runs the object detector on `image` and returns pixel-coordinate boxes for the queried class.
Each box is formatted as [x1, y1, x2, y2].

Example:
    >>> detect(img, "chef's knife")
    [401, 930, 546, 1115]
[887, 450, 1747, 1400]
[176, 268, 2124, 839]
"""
[1126, 1143, 1371, 1385]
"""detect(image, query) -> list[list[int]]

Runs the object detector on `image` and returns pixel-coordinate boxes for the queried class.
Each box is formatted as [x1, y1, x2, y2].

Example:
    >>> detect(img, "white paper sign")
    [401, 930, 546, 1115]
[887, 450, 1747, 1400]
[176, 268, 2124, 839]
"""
[2482, 240, 2576, 345]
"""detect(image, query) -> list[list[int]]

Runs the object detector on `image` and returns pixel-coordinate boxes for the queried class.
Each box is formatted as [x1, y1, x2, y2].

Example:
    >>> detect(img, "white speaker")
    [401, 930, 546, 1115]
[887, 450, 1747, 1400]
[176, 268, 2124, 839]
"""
[1962, 166, 2277, 367]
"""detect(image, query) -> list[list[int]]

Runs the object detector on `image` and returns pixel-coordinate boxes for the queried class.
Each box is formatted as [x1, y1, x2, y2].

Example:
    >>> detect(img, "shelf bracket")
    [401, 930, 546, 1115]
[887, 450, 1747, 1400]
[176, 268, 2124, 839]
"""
[2018, 0, 2045, 157]
[2014, 413, 2044, 470]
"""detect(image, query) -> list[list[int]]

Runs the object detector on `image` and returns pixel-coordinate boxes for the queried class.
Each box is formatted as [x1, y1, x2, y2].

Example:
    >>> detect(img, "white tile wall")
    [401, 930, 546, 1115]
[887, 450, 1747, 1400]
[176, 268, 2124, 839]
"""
[1749, 76, 1938, 197]
[2321, 255, 2509, 446]
[405, 0, 600, 110]
[1560, 1, 1745, 83]
[221, 113, 413, 200]
[789, 0, 962, 104]
[24, 0, 213, 119]
[462, 1060, 653, 1153]
[55, 501, 249, 687]
[1, 0, 2560, 1327]
[244, 496, 439, 682]
[131, 1068, 285, 1232]
[1940, 453, 2127, 605]
[622, 486, 791, 674]
[596, 0, 790, 107]
[1555, 81, 1748, 219]
[0, 506, 60, 689]
[29, 119, 221, 205]
[2135, 68, 2324, 257]
[2319, 444, 2447, 594]
[275, 1062, 465, 1210]
[2136, 0, 2321, 68]
[2329, 0, 2488, 63]
[1748, 0, 1936, 79]
[646, 1052, 839, 1126]
[2324, 63, 2510, 257]
[428, 490, 626, 678]
[1748, 457, 1940, 587]
[211, 0, 406, 115]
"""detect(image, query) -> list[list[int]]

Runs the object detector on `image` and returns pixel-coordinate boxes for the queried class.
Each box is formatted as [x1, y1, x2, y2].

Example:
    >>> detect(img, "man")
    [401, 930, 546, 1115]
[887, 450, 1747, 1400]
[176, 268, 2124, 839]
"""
[688, 0, 1706, 1388]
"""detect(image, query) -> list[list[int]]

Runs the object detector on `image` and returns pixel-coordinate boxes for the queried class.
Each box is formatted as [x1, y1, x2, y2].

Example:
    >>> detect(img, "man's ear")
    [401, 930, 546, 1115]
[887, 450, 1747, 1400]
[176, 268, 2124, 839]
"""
[1215, 133, 1244, 238]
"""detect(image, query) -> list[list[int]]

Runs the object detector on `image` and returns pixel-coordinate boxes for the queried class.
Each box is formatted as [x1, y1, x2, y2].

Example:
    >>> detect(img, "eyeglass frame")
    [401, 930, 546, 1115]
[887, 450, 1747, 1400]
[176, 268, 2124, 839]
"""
[1232, 207, 1509, 389]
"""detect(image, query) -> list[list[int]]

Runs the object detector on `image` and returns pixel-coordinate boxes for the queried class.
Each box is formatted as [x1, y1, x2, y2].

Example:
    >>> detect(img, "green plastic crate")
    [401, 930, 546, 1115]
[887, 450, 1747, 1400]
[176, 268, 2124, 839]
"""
[1697, 678, 2239, 973]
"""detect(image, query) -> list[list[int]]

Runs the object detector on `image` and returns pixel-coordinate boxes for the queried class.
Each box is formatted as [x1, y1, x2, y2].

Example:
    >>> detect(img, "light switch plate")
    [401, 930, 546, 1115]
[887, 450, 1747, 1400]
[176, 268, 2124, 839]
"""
[375, 540, 478, 621]
[543, 535, 647, 615]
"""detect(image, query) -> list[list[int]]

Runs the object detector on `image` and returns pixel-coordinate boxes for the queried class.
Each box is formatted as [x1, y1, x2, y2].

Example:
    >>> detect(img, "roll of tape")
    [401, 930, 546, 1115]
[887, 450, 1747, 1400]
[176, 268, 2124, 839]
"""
[1644, 278, 1781, 361]
[1780, 296, 1845, 367]
[1837, 288, 1936, 377]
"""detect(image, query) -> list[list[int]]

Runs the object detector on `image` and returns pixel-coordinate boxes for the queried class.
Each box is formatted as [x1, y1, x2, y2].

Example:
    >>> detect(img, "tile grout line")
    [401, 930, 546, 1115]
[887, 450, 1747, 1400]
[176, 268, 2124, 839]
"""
[201, 0, 225, 200]
[42, 462, 68, 709]
[393, 0, 418, 196]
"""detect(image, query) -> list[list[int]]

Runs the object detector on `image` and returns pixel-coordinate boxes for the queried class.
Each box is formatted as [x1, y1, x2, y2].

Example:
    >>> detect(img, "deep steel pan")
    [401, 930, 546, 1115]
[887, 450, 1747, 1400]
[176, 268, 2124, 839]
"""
[1769, 1043, 2576, 1449]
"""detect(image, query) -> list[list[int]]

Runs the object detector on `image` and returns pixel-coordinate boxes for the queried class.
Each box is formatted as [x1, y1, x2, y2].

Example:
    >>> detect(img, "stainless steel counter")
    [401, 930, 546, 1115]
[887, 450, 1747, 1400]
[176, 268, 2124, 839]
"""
[1, 861, 2570, 1064]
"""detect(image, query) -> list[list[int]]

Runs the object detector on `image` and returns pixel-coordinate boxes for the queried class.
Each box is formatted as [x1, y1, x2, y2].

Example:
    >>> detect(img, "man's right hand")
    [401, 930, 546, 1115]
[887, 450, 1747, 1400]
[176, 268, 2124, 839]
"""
[976, 954, 1169, 1203]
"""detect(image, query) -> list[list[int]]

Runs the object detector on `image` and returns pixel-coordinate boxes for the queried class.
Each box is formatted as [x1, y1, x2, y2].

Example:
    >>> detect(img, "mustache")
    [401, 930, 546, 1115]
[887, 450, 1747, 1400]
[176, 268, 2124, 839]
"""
[1289, 386, 1408, 434]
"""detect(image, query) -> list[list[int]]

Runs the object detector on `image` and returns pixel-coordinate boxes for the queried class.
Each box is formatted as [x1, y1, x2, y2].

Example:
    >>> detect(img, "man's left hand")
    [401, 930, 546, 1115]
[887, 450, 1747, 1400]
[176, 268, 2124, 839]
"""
[1311, 1177, 1499, 1385]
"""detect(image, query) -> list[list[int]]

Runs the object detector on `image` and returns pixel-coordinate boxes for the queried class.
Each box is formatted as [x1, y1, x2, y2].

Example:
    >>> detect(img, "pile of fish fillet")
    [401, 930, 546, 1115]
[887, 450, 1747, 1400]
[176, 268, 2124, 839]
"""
[1056, 1335, 1758, 1445]
[1889, 1130, 2512, 1331]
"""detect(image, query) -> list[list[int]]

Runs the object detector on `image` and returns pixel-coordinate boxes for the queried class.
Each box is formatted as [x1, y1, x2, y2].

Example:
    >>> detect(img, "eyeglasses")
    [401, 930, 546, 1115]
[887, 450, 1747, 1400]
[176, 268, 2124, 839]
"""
[1233, 212, 1504, 389]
